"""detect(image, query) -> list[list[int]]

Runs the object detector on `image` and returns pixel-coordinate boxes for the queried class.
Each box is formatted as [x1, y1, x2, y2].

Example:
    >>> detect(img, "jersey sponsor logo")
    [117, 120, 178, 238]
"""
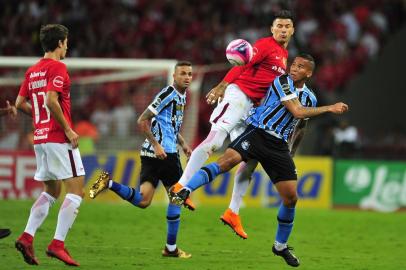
[29, 71, 47, 78]
[52, 76, 64, 88]
[241, 140, 250, 150]
[271, 65, 286, 75]
[29, 79, 47, 90]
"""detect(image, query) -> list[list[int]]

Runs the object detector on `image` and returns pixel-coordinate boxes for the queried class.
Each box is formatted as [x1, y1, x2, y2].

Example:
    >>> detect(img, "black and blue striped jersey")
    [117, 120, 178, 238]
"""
[246, 74, 317, 142]
[141, 85, 186, 157]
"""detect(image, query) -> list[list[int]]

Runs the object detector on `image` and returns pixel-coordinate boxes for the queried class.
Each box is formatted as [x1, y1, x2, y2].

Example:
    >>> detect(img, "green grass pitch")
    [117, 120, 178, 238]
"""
[0, 200, 405, 270]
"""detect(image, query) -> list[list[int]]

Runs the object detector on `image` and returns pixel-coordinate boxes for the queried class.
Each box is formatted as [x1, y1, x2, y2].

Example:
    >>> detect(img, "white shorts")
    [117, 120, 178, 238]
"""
[34, 143, 85, 181]
[209, 84, 253, 141]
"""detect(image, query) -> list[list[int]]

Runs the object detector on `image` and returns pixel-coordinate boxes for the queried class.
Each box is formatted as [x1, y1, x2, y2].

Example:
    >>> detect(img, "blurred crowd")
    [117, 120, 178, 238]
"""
[0, 0, 405, 158]
[1, 0, 405, 91]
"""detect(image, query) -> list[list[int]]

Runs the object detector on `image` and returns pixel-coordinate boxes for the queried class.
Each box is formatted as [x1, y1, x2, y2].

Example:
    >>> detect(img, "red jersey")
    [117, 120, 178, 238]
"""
[223, 37, 288, 103]
[19, 58, 72, 144]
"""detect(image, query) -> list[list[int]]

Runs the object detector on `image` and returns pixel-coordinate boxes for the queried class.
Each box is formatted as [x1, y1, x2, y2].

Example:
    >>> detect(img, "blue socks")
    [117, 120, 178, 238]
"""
[166, 204, 181, 245]
[275, 203, 295, 244]
[110, 181, 143, 206]
[186, 163, 221, 191]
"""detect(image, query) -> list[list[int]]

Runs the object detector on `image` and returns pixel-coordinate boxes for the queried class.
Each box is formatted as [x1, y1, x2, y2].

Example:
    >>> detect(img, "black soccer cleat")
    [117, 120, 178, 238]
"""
[0, 228, 11, 239]
[169, 188, 190, 206]
[272, 245, 300, 267]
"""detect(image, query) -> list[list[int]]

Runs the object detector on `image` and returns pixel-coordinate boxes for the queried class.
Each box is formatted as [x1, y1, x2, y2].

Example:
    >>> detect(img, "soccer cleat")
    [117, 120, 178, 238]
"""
[46, 239, 80, 266]
[169, 183, 195, 210]
[162, 247, 192, 258]
[169, 188, 190, 206]
[0, 228, 11, 239]
[89, 171, 110, 199]
[15, 233, 39, 265]
[220, 208, 248, 239]
[272, 245, 300, 267]
[183, 197, 196, 211]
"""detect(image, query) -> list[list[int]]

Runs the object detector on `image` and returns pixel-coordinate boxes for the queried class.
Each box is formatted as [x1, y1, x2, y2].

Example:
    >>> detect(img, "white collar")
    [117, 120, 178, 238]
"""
[296, 83, 307, 92]
[172, 85, 187, 97]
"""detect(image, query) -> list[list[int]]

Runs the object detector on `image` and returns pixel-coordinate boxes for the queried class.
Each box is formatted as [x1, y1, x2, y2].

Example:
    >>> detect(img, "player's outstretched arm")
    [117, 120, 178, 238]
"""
[15, 96, 32, 117]
[137, 108, 167, 159]
[46, 90, 79, 148]
[282, 98, 348, 119]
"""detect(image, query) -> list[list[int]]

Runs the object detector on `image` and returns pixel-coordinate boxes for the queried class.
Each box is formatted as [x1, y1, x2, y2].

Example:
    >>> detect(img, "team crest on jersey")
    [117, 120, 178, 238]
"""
[152, 97, 161, 108]
[241, 140, 250, 150]
[53, 76, 64, 88]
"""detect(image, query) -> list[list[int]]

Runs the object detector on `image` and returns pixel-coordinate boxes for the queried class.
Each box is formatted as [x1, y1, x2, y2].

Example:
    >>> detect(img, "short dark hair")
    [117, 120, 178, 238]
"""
[39, 24, 69, 52]
[272, 10, 294, 25]
[297, 53, 316, 71]
[175, 61, 192, 68]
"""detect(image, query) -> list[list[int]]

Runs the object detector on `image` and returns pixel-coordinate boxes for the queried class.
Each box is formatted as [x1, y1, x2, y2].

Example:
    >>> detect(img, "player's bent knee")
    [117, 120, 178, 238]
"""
[199, 129, 228, 153]
[137, 200, 151, 209]
[282, 194, 298, 207]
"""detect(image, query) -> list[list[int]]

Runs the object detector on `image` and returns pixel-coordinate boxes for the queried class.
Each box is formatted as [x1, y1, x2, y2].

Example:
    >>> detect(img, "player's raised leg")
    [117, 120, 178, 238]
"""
[271, 180, 300, 267]
[173, 85, 253, 202]
[170, 148, 243, 205]
[89, 171, 145, 207]
[221, 159, 258, 239]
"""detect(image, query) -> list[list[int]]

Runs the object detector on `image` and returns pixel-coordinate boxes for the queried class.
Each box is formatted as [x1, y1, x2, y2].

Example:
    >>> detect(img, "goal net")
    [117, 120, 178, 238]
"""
[0, 56, 228, 154]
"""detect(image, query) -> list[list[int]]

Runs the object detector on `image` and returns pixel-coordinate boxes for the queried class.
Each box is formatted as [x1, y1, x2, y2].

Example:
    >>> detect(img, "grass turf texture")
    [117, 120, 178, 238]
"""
[0, 200, 405, 270]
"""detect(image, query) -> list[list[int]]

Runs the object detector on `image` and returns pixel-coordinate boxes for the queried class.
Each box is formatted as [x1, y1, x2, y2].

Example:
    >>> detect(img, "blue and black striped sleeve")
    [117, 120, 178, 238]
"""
[148, 86, 175, 115]
[274, 75, 297, 102]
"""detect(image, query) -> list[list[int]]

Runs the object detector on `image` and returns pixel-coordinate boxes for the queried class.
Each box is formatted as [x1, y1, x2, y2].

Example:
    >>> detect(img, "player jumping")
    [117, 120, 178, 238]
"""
[170, 54, 349, 267]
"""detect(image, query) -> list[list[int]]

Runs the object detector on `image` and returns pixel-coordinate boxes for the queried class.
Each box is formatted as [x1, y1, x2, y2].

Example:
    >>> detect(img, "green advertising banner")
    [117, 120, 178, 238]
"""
[334, 160, 406, 212]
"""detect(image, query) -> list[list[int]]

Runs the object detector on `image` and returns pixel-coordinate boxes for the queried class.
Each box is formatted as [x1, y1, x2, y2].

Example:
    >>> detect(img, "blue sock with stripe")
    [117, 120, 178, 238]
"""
[185, 163, 221, 191]
[110, 181, 143, 206]
[166, 203, 181, 246]
[275, 203, 295, 244]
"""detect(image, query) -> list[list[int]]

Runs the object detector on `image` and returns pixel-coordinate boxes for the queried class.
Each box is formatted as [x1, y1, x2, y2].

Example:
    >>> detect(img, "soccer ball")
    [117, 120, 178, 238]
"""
[226, 39, 253, 66]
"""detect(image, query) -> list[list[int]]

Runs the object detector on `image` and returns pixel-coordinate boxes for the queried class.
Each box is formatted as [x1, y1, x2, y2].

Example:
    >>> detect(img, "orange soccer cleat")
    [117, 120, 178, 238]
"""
[220, 208, 248, 239]
[46, 239, 80, 266]
[170, 183, 196, 211]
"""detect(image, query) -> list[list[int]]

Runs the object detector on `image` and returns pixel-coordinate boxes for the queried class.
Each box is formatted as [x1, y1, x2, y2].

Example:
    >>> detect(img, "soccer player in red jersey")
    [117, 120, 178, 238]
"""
[14, 24, 84, 266]
[171, 10, 295, 229]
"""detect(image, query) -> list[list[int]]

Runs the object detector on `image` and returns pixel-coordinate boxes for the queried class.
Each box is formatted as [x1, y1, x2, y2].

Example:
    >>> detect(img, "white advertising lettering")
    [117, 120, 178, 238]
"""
[345, 166, 406, 212]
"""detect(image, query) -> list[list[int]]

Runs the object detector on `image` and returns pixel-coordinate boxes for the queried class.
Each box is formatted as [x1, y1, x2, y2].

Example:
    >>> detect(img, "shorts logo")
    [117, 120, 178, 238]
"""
[241, 140, 250, 150]
[53, 76, 64, 88]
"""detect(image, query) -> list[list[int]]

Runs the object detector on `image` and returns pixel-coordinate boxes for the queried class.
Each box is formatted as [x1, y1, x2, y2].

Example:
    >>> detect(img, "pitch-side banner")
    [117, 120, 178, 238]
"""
[334, 160, 406, 212]
[0, 150, 332, 208]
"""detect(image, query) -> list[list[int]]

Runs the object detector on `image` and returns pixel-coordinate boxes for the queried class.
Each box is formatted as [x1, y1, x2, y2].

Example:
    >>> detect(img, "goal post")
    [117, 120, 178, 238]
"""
[0, 56, 176, 86]
[0, 56, 229, 154]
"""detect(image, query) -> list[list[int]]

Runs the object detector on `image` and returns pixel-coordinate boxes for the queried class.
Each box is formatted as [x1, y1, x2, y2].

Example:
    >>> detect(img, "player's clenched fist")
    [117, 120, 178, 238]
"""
[329, 102, 349, 114]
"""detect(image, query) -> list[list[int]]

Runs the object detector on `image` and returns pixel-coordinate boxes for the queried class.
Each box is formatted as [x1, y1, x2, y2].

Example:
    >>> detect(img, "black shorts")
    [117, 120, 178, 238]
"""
[140, 153, 183, 188]
[229, 125, 297, 184]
